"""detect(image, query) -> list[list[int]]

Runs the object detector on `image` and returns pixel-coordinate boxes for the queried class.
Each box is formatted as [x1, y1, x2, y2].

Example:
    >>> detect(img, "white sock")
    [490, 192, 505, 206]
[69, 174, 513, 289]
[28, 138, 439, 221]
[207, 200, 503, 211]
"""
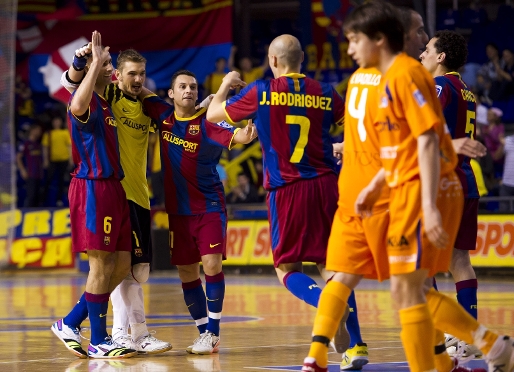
[111, 284, 129, 337]
[486, 335, 507, 360]
[131, 322, 149, 342]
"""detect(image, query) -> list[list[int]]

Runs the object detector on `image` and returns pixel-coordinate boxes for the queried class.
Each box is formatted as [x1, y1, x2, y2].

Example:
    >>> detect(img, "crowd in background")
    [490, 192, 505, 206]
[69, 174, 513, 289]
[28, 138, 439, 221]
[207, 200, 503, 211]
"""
[13, 1, 514, 211]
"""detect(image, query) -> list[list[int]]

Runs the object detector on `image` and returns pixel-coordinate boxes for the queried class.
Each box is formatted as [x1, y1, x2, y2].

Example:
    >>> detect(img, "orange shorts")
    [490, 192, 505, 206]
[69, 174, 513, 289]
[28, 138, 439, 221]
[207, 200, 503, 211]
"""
[387, 172, 464, 277]
[326, 207, 390, 281]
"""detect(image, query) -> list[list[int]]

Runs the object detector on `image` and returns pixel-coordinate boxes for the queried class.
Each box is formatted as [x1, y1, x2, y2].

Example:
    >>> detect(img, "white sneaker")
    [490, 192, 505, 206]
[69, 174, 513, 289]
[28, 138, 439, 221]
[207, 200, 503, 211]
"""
[133, 333, 172, 354]
[186, 335, 201, 354]
[112, 334, 133, 349]
[191, 331, 220, 355]
[446, 334, 483, 361]
[87, 336, 137, 359]
[51, 319, 88, 358]
[486, 336, 514, 372]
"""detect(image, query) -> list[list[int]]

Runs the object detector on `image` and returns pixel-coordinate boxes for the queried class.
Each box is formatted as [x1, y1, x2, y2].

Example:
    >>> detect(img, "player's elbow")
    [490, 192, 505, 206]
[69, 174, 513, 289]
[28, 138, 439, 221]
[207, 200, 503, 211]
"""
[206, 109, 217, 123]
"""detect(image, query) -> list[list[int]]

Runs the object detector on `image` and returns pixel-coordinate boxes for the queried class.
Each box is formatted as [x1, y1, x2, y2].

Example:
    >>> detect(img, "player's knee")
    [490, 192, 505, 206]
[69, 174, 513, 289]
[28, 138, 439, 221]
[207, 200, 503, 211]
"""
[131, 263, 150, 283]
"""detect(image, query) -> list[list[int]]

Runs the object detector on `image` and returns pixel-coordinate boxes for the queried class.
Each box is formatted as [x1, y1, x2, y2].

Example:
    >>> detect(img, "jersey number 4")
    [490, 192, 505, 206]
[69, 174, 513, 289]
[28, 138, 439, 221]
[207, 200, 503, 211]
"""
[286, 115, 310, 163]
[348, 87, 368, 142]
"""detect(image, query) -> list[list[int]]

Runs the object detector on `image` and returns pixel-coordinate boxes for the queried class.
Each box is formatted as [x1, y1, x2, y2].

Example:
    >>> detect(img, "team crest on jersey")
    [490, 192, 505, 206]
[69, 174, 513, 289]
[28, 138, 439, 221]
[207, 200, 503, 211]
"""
[135, 248, 143, 257]
[435, 85, 443, 97]
[104, 236, 111, 245]
[379, 96, 389, 108]
[105, 116, 117, 127]
[189, 124, 200, 136]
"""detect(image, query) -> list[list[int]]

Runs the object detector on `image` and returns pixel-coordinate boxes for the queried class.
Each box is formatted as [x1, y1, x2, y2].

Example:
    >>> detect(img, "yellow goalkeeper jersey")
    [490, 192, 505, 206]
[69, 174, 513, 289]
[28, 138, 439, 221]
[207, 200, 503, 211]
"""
[104, 83, 154, 210]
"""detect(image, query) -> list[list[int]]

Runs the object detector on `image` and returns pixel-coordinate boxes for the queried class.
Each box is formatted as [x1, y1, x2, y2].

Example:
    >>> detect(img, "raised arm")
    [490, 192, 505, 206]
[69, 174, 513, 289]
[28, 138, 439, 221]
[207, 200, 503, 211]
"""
[206, 71, 246, 123]
[70, 31, 110, 117]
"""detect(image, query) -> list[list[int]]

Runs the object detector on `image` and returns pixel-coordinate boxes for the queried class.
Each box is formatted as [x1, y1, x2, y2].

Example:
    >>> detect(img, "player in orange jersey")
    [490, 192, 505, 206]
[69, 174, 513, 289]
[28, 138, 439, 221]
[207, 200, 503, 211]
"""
[302, 2, 514, 372]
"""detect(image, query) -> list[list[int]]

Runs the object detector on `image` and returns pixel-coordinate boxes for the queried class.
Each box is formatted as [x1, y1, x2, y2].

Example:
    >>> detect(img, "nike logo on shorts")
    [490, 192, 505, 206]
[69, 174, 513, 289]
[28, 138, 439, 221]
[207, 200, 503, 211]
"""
[209, 243, 221, 248]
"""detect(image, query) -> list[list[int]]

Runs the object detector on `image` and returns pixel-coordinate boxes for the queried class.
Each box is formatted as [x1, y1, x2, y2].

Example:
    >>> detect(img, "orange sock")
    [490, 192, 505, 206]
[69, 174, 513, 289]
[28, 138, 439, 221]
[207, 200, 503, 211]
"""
[399, 303, 436, 372]
[433, 329, 453, 372]
[307, 281, 351, 367]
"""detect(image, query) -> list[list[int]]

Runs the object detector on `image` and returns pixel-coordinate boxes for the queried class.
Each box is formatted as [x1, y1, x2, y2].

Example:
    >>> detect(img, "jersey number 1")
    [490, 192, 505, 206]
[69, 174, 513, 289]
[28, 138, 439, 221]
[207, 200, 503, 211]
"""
[286, 115, 310, 163]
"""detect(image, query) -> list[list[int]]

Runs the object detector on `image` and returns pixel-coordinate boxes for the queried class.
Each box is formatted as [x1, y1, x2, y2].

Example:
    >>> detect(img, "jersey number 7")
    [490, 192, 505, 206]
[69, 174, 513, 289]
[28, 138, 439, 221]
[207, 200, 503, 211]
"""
[286, 115, 311, 163]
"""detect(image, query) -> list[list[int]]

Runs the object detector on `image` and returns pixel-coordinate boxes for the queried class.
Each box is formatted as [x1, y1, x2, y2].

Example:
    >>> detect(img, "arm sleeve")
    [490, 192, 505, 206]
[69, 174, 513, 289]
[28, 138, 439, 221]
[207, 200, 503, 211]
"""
[41, 133, 49, 147]
[203, 120, 238, 149]
[141, 94, 174, 131]
[434, 77, 451, 109]
[223, 82, 259, 124]
[60, 71, 80, 93]
[401, 68, 443, 138]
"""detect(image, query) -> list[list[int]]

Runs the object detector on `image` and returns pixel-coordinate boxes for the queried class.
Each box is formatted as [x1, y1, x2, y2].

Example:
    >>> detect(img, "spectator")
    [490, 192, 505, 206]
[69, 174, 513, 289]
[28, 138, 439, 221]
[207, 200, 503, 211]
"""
[478, 43, 508, 101]
[253, 159, 266, 202]
[204, 50, 234, 96]
[475, 93, 489, 127]
[461, 0, 488, 30]
[500, 134, 514, 212]
[496, 48, 514, 98]
[16, 124, 43, 207]
[227, 173, 259, 204]
[483, 107, 505, 166]
[230, 46, 269, 85]
[42, 115, 72, 207]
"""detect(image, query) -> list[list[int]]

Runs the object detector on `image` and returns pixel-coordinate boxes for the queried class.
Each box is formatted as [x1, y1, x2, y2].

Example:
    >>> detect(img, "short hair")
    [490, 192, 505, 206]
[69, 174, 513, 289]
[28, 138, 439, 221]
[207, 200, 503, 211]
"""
[433, 30, 468, 71]
[397, 6, 414, 34]
[117, 49, 146, 71]
[216, 57, 227, 63]
[486, 43, 499, 52]
[170, 69, 196, 89]
[343, 0, 404, 53]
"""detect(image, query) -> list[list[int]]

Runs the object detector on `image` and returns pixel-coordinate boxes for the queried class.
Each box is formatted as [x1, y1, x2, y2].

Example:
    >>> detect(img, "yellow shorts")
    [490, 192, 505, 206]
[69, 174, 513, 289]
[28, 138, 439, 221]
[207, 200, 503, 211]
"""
[326, 207, 390, 281]
[387, 172, 464, 277]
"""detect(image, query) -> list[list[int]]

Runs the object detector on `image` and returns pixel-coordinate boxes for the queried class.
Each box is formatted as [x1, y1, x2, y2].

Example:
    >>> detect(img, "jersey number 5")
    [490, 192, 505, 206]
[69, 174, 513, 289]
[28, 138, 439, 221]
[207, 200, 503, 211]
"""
[465, 110, 476, 140]
[348, 87, 368, 142]
[286, 115, 310, 163]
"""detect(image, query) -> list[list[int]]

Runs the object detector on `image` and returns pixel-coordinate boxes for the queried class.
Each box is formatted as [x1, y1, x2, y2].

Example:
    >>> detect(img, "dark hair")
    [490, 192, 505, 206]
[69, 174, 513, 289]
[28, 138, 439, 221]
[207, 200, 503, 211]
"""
[343, 0, 404, 53]
[216, 57, 227, 63]
[169, 69, 197, 89]
[433, 30, 468, 71]
[397, 6, 414, 34]
[117, 49, 146, 71]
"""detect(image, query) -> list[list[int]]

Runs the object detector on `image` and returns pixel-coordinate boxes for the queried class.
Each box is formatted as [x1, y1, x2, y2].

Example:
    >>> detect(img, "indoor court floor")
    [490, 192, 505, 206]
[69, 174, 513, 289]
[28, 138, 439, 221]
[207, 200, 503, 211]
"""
[1, 270, 513, 372]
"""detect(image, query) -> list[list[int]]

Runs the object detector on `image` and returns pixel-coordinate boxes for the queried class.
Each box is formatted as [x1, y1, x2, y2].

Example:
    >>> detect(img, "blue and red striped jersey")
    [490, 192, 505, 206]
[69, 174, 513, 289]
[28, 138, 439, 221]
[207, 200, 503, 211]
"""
[435, 72, 479, 198]
[67, 91, 124, 180]
[142, 94, 237, 215]
[223, 73, 344, 190]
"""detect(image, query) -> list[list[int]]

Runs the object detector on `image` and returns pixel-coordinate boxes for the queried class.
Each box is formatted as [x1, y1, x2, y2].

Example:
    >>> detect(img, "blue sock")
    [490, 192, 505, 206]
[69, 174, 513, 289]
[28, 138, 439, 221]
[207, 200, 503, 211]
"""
[64, 292, 88, 329]
[456, 279, 478, 319]
[346, 290, 363, 347]
[85, 292, 109, 345]
[182, 278, 208, 334]
[283, 271, 321, 308]
[205, 272, 225, 336]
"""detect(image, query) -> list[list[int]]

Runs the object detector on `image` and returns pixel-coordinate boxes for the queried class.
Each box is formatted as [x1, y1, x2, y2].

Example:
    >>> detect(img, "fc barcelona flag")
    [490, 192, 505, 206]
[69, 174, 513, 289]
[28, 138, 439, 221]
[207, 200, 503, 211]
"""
[19, 0, 233, 98]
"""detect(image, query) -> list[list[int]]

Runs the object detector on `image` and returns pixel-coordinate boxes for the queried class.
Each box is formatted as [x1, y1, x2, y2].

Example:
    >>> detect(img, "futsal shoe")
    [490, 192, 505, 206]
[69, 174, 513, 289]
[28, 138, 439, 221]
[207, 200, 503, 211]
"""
[87, 336, 137, 359]
[486, 336, 514, 372]
[132, 333, 172, 354]
[447, 335, 483, 360]
[340, 343, 369, 370]
[51, 319, 88, 358]
[302, 357, 328, 372]
[333, 304, 351, 353]
[112, 334, 132, 349]
[191, 331, 220, 355]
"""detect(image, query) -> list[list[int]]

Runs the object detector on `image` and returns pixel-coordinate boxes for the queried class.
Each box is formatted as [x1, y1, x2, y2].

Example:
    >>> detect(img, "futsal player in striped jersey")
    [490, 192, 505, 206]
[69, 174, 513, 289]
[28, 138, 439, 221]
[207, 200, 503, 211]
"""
[51, 31, 136, 359]
[207, 34, 353, 354]
[138, 70, 256, 354]
[420, 29, 485, 360]
[61, 45, 172, 354]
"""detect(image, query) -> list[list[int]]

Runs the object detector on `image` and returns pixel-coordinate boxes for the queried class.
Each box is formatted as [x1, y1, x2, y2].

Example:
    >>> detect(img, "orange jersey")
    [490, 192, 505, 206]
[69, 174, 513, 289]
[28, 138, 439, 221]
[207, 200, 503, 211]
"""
[376, 53, 457, 187]
[338, 67, 390, 215]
